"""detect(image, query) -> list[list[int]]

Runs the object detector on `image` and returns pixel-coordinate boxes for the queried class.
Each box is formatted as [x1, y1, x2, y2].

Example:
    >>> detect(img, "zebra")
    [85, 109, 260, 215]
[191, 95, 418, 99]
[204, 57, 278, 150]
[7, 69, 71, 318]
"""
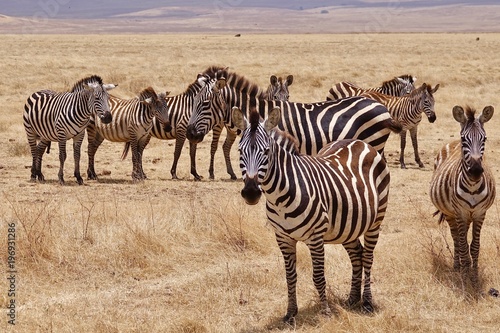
[326, 74, 417, 101]
[266, 74, 293, 101]
[148, 67, 225, 180]
[233, 107, 391, 322]
[333, 82, 439, 168]
[23, 75, 115, 185]
[429, 105, 495, 286]
[185, 66, 401, 179]
[186, 72, 293, 180]
[86, 87, 170, 181]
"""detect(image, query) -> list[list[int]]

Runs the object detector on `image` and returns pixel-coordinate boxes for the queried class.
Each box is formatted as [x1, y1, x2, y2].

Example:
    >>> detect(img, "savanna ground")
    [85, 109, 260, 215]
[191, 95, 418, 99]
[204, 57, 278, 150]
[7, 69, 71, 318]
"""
[1, 33, 500, 332]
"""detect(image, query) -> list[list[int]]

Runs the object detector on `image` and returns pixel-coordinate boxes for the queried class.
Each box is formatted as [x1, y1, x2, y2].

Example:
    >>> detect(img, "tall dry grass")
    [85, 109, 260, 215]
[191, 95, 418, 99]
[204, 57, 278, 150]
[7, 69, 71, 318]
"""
[1, 33, 500, 332]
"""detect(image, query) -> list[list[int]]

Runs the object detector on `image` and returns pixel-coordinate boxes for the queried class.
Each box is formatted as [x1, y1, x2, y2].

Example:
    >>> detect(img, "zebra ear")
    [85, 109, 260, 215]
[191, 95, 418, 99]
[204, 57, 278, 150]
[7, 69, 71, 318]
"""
[413, 76, 417, 83]
[214, 78, 227, 92]
[264, 107, 281, 132]
[286, 75, 293, 86]
[197, 74, 207, 84]
[452, 105, 466, 124]
[231, 107, 248, 131]
[479, 106, 494, 124]
[103, 84, 117, 91]
[430, 84, 440, 94]
[270, 75, 278, 85]
[141, 97, 153, 105]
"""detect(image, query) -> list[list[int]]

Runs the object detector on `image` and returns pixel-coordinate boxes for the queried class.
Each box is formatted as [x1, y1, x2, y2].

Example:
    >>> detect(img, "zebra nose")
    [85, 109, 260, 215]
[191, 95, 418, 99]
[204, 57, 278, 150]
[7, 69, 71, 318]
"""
[428, 113, 436, 123]
[468, 160, 484, 180]
[163, 122, 172, 132]
[101, 112, 113, 124]
[241, 177, 262, 205]
[186, 124, 205, 143]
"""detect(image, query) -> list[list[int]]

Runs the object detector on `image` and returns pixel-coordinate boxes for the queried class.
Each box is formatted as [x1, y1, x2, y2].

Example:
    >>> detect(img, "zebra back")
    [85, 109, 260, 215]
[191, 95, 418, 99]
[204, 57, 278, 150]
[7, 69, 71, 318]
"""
[189, 66, 401, 156]
[326, 74, 416, 101]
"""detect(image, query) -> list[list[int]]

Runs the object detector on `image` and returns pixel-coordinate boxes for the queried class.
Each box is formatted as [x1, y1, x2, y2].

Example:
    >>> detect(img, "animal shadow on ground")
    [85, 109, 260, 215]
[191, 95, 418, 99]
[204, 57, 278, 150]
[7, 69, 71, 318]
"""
[428, 245, 486, 300]
[241, 292, 378, 332]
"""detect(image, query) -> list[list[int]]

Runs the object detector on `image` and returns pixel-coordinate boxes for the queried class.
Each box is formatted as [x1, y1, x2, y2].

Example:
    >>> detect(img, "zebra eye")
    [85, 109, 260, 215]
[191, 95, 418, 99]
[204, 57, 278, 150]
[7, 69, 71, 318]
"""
[263, 147, 270, 155]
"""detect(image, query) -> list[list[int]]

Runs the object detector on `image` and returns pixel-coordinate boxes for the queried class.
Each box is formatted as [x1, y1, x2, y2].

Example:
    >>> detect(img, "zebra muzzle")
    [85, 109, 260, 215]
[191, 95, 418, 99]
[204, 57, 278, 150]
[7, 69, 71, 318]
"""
[241, 177, 262, 205]
[186, 124, 205, 143]
[101, 111, 113, 124]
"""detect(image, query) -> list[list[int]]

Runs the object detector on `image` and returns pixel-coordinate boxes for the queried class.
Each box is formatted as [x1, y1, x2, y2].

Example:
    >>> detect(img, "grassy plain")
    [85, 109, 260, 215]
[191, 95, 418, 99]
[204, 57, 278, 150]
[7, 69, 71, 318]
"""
[1, 33, 500, 332]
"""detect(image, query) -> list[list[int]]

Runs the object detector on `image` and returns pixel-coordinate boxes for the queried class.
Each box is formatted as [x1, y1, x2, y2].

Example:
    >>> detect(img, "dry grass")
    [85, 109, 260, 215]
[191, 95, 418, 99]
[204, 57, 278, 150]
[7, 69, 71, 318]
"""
[1, 33, 500, 332]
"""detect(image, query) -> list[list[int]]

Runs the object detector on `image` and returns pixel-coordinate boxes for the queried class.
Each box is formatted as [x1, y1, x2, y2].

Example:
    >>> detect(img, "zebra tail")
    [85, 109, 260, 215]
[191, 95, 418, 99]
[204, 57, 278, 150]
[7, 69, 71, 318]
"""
[121, 142, 130, 160]
[386, 118, 403, 134]
[432, 210, 446, 224]
[46, 142, 51, 154]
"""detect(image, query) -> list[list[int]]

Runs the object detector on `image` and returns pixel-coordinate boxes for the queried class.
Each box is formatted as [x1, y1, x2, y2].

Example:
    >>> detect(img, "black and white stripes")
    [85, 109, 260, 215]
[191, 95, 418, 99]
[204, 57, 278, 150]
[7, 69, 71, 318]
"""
[86, 87, 170, 181]
[429, 105, 495, 285]
[186, 67, 401, 179]
[233, 107, 391, 322]
[23, 75, 115, 184]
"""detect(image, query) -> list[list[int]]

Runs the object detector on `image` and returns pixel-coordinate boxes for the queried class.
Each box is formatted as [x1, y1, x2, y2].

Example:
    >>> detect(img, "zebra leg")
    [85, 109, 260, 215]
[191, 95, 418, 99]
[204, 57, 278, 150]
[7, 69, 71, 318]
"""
[208, 122, 224, 180]
[189, 141, 202, 181]
[447, 220, 462, 271]
[306, 237, 331, 317]
[130, 136, 143, 181]
[87, 129, 104, 180]
[409, 126, 424, 168]
[136, 135, 152, 181]
[399, 129, 408, 169]
[343, 239, 363, 308]
[222, 129, 238, 180]
[170, 133, 186, 180]
[276, 235, 298, 324]
[72, 131, 85, 185]
[470, 218, 484, 286]
[361, 227, 380, 313]
[33, 140, 49, 182]
[57, 139, 67, 185]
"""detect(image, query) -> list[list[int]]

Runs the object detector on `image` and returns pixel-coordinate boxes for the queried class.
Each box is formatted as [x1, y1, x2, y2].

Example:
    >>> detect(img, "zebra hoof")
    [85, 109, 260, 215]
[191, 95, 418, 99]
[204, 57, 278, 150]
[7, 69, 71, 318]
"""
[283, 314, 296, 326]
[362, 300, 374, 313]
[229, 174, 237, 180]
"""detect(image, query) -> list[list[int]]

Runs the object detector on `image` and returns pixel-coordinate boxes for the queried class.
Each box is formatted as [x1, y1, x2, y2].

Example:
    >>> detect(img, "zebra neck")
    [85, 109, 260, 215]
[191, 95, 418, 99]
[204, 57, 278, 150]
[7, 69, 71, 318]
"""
[262, 133, 300, 191]
[456, 163, 489, 207]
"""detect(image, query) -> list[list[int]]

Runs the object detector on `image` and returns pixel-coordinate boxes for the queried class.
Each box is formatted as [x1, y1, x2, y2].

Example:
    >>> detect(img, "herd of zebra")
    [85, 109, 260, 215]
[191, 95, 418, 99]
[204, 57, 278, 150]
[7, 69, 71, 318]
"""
[22, 66, 495, 323]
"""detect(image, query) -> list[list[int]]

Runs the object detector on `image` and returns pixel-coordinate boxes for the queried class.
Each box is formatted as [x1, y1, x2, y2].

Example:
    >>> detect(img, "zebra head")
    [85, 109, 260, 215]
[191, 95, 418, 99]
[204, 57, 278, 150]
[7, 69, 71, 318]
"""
[453, 105, 494, 181]
[232, 106, 281, 205]
[83, 78, 115, 124]
[268, 75, 293, 101]
[139, 87, 171, 130]
[186, 72, 228, 144]
[395, 74, 417, 95]
[416, 83, 439, 123]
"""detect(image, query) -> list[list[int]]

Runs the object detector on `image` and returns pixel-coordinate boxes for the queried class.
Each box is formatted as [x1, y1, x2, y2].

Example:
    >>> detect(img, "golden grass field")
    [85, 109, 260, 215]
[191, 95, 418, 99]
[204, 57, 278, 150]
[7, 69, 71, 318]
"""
[1, 33, 500, 332]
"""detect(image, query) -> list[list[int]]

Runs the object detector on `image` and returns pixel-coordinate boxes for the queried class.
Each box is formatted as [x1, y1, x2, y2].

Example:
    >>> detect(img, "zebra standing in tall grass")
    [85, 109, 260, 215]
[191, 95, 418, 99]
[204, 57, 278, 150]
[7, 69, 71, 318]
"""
[326, 74, 417, 101]
[23, 75, 115, 185]
[86, 87, 170, 181]
[186, 66, 401, 180]
[333, 82, 440, 168]
[429, 105, 495, 286]
[233, 107, 391, 323]
[266, 74, 293, 101]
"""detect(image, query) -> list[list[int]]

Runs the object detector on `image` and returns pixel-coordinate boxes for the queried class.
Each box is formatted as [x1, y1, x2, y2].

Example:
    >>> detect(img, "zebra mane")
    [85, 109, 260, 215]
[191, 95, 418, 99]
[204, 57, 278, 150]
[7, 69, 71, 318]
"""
[138, 87, 157, 101]
[183, 66, 229, 96]
[249, 109, 260, 132]
[271, 128, 300, 155]
[70, 75, 103, 92]
[226, 70, 268, 99]
[380, 74, 414, 88]
[464, 106, 476, 121]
